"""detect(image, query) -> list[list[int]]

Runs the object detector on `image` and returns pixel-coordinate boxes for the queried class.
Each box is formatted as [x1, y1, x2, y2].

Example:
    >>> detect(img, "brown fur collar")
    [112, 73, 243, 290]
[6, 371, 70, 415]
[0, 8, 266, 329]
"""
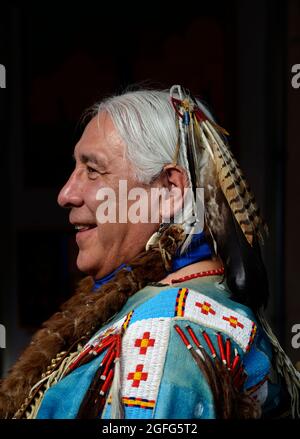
[0, 225, 185, 418]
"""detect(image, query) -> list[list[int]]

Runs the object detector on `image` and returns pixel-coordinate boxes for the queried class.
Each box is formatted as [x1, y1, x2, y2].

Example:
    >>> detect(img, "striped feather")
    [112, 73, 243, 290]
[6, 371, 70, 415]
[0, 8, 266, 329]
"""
[169, 86, 269, 310]
[201, 120, 267, 246]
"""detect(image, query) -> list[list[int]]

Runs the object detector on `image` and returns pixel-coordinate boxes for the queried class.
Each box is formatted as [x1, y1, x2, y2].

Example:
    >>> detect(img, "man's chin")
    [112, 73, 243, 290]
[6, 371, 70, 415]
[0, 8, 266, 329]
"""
[76, 254, 100, 278]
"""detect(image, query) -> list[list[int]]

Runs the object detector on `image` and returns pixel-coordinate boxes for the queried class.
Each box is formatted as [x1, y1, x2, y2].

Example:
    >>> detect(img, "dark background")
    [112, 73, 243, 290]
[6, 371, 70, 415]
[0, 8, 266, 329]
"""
[0, 0, 299, 377]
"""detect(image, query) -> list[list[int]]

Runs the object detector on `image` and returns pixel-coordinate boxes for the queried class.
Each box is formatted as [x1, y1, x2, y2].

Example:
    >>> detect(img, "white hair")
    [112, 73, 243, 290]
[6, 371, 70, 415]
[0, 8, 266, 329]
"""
[92, 89, 212, 184]
[90, 89, 213, 246]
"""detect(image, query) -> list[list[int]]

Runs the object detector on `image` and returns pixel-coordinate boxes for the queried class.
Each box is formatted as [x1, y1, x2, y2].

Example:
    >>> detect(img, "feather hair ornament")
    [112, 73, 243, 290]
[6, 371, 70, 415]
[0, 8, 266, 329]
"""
[169, 84, 269, 311]
[170, 84, 267, 248]
[169, 85, 300, 418]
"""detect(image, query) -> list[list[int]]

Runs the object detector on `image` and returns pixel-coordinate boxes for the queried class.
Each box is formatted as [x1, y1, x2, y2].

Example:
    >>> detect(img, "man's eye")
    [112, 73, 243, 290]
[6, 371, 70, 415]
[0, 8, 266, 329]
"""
[86, 166, 98, 178]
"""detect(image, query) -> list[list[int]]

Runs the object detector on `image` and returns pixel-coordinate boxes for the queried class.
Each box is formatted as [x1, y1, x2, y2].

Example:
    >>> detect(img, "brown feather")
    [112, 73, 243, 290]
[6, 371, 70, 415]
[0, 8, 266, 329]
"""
[201, 120, 267, 246]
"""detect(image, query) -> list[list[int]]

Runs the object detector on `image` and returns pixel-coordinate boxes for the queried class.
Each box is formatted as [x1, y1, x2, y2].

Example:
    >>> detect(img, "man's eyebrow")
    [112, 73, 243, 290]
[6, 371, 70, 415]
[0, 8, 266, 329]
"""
[73, 152, 106, 167]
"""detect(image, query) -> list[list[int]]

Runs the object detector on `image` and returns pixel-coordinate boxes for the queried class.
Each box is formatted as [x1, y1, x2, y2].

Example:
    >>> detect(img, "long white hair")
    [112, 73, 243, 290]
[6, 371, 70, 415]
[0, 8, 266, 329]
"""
[90, 89, 213, 243]
[92, 89, 212, 184]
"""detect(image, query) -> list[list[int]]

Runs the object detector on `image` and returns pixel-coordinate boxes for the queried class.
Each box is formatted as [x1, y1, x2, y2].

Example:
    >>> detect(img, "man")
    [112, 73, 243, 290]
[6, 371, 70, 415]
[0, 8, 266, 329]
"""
[0, 86, 299, 419]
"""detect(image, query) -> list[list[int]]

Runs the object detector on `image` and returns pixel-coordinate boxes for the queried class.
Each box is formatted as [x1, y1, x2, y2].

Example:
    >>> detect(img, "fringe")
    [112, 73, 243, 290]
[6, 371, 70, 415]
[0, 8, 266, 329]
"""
[0, 224, 185, 419]
[15, 346, 83, 419]
[110, 358, 124, 419]
[257, 310, 300, 418]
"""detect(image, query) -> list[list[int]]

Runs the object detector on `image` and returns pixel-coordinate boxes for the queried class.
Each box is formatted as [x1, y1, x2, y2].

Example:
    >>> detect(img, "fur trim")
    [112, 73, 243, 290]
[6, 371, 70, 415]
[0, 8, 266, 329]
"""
[0, 225, 185, 418]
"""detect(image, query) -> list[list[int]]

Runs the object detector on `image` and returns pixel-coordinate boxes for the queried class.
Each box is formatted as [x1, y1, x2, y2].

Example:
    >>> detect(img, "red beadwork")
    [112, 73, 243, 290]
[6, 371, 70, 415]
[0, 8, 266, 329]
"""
[202, 331, 217, 358]
[171, 267, 224, 284]
[231, 351, 240, 372]
[116, 333, 121, 359]
[68, 345, 92, 371]
[101, 348, 116, 380]
[195, 300, 216, 315]
[100, 368, 114, 396]
[134, 331, 155, 355]
[222, 315, 244, 329]
[217, 333, 226, 365]
[174, 326, 247, 393]
[226, 338, 231, 369]
[94, 336, 115, 354]
[127, 364, 149, 388]
[186, 325, 202, 348]
[100, 341, 116, 366]
[174, 324, 191, 348]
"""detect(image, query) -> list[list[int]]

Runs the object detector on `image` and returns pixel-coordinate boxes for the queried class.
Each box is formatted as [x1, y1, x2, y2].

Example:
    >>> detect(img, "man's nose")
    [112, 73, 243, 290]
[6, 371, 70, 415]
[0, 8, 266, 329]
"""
[57, 171, 84, 208]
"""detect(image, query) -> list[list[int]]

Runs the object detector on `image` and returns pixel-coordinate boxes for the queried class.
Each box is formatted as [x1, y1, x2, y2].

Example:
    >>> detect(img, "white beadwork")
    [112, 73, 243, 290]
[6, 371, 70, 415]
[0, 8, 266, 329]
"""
[180, 289, 255, 352]
[120, 318, 171, 402]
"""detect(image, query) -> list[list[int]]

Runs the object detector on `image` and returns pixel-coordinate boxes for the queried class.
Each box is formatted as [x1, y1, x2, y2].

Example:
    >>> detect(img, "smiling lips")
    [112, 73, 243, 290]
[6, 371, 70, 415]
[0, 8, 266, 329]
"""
[74, 224, 98, 245]
[74, 224, 97, 232]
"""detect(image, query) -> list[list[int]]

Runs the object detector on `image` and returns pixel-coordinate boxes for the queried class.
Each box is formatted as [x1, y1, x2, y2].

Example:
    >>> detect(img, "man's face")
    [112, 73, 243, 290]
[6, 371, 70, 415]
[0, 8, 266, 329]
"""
[57, 112, 158, 279]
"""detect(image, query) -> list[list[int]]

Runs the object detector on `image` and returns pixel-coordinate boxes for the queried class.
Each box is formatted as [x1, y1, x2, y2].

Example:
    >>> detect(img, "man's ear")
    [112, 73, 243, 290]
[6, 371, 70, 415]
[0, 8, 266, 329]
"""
[162, 164, 188, 191]
[157, 164, 189, 221]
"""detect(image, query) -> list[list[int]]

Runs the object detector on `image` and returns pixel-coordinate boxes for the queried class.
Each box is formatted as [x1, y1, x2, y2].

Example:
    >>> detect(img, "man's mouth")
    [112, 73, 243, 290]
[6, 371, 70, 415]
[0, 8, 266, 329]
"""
[74, 224, 97, 233]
